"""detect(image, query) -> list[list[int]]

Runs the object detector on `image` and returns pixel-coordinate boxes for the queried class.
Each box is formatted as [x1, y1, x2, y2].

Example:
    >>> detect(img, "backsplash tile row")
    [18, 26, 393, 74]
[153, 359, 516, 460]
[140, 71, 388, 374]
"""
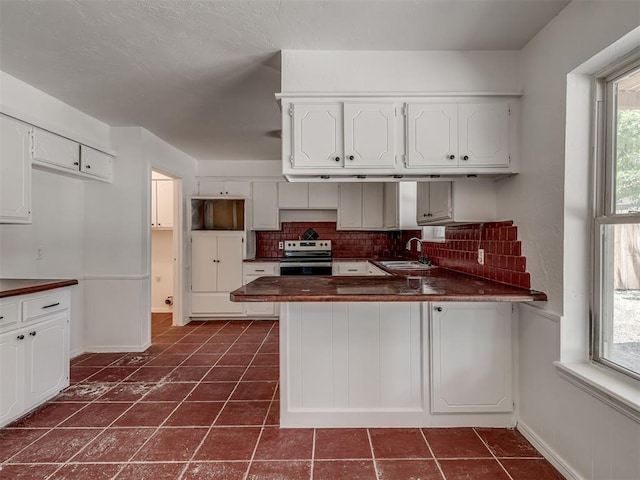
[255, 222, 420, 259]
[422, 221, 531, 289]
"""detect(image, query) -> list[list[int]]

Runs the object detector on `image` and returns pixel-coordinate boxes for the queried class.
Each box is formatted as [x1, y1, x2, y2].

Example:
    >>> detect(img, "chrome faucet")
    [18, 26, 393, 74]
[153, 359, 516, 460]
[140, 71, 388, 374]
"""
[406, 237, 429, 264]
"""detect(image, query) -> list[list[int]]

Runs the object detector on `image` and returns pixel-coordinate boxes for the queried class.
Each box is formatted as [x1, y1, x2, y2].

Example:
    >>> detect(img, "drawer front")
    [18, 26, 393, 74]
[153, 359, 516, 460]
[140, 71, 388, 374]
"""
[333, 262, 368, 275]
[22, 291, 70, 322]
[243, 263, 279, 276]
[0, 299, 19, 330]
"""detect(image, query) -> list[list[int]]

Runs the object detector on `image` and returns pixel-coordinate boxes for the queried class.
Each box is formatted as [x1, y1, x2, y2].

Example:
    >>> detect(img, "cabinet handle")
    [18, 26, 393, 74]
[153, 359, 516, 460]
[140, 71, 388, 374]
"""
[73, 162, 79, 166]
[435, 306, 443, 312]
[29, 331, 37, 337]
[462, 155, 469, 161]
[448, 155, 455, 160]
[86, 164, 91, 169]
[348, 155, 354, 160]
[334, 156, 340, 162]
[17, 334, 25, 340]
[0, 316, 3, 320]
[225, 191, 229, 194]
[347, 269, 358, 272]
[42, 302, 60, 309]
[255, 269, 265, 272]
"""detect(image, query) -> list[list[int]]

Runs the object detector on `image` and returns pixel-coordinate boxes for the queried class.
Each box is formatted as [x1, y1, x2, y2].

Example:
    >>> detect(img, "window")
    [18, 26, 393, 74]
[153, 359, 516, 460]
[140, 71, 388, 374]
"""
[593, 58, 640, 380]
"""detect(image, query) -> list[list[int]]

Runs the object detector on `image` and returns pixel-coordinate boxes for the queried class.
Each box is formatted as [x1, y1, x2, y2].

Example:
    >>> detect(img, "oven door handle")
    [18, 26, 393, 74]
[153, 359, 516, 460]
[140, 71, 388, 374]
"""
[280, 262, 333, 268]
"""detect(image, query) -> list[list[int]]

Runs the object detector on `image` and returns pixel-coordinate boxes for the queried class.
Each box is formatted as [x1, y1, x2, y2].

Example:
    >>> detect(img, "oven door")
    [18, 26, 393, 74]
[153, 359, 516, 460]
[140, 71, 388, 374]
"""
[279, 261, 333, 276]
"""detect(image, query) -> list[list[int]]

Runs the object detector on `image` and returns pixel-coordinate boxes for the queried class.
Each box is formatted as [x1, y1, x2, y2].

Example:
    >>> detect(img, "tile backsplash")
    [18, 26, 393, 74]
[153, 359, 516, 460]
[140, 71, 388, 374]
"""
[256, 220, 531, 289]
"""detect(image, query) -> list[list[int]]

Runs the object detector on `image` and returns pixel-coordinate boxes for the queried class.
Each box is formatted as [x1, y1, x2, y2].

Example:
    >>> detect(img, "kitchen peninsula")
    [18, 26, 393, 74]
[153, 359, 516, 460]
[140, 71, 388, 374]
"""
[231, 268, 546, 428]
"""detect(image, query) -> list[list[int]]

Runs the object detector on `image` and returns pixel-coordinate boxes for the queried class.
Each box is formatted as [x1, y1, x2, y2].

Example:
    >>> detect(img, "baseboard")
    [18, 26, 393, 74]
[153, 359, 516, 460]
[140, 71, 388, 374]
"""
[517, 421, 583, 480]
[151, 308, 172, 313]
[70, 347, 85, 359]
[84, 341, 152, 353]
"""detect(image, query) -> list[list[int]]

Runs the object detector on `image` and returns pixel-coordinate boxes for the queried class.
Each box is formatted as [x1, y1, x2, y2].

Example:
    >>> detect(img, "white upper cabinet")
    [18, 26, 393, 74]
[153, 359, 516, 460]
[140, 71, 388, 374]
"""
[252, 182, 279, 230]
[152, 179, 173, 229]
[278, 182, 309, 208]
[80, 145, 113, 180]
[338, 183, 384, 230]
[0, 115, 32, 224]
[343, 103, 395, 168]
[199, 180, 251, 197]
[32, 128, 79, 171]
[416, 182, 452, 224]
[290, 102, 395, 169]
[308, 183, 339, 208]
[407, 101, 510, 169]
[278, 182, 339, 209]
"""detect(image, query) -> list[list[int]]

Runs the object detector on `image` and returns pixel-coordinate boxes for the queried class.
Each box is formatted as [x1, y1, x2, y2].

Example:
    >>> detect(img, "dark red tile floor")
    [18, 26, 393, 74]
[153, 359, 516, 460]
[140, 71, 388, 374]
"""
[0, 313, 564, 479]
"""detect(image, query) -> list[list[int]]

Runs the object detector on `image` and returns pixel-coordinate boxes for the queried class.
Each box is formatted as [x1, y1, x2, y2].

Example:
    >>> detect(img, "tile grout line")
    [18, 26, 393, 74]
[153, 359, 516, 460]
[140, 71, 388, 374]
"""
[309, 428, 316, 480]
[419, 428, 447, 480]
[366, 428, 381, 479]
[472, 427, 516, 480]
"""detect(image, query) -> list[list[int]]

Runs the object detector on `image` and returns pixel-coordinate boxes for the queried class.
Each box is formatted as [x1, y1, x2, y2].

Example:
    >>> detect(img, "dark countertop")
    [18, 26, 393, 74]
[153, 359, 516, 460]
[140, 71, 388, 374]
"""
[230, 268, 547, 303]
[0, 279, 79, 298]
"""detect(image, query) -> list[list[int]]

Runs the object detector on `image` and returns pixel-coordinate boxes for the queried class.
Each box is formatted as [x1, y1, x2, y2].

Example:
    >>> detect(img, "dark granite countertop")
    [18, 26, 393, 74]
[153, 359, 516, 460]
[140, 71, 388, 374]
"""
[0, 279, 79, 298]
[230, 268, 547, 303]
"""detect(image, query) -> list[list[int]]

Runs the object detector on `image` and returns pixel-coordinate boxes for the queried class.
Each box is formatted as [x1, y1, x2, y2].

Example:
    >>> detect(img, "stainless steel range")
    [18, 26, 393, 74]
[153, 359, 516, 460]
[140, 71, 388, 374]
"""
[279, 240, 332, 276]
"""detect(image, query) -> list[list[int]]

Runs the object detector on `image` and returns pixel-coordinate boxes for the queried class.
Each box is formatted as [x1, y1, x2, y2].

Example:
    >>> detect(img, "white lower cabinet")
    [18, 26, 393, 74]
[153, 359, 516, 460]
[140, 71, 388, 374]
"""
[0, 289, 70, 428]
[243, 262, 279, 317]
[429, 302, 513, 413]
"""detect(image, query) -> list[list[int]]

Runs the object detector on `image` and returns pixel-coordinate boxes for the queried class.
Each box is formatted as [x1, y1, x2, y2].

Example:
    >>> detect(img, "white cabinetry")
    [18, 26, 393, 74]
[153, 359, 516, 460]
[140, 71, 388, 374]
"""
[429, 302, 513, 413]
[406, 102, 510, 169]
[278, 182, 339, 209]
[416, 179, 497, 225]
[0, 289, 70, 428]
[199, 180, 251, 197]
[79, 145, 113, 180]
[0, 114, 32, 224]
[151, 179, 173, 229]
[338, 183, 384, 230]
[191, 231, 244, 316]
[290, 102, 395, 169]
[332, 261, 390, 276]
[243, 262, 279, 317]
[383, 182, 418, 230]
[251, 182, 279, 230]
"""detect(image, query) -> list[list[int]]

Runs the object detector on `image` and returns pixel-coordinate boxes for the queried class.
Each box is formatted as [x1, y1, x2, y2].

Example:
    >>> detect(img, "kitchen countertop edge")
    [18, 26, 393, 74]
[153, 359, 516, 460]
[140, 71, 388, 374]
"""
[0, 279, 79, 298]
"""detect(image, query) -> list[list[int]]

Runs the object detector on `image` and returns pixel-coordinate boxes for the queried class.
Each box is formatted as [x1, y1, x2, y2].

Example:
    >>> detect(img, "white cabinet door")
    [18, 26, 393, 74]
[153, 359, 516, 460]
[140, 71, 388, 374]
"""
[80, 145, 113, 180]
[191, 233, 218, 292]
[243, 274, 276, 316]
[199, 181, 251, 197]
[252, 182, 279, 230]
[155, 180, 174, 228]
[458, 103, 510, 167]
[333, 261, 369, 276]
[344, 103, 396, 168]
[32, 128, 79, 171]
[308, 183, 338, 208]
[25, 315, 69, 408]
[216, 234, 244, 293]
[362, 183, 384, 229]
[416, 182, 452, 225]
[430, 302, 513, 413]
[383, 183, 399, 230]
[406, 103, 457, 168]
[0, 115, 32, 224]
[278, 182, 308, 208]
[292, 103, 343, 168]
[0, 330, 23, 426]
[337, 183, 363, 229]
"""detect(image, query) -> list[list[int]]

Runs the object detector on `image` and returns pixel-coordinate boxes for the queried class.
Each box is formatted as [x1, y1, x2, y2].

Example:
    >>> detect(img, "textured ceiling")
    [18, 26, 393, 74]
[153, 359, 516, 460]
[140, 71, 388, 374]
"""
[0, 0, 570, 161]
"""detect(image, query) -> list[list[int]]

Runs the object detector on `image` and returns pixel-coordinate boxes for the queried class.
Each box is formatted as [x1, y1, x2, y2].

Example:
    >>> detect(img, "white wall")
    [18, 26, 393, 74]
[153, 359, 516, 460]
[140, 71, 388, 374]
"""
[497, 1, 640, 478]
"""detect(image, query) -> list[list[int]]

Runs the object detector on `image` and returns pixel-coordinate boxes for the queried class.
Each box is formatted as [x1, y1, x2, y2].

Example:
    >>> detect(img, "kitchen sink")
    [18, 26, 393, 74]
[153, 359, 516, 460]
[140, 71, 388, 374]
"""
[378, 261, 438, 270]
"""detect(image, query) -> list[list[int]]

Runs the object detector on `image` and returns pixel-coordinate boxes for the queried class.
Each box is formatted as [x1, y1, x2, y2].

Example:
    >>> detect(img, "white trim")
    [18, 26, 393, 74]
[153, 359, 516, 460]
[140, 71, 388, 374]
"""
[0, 104, 116, 156]
[554, 361, 640, 423]
[518, 303, 562, 323]
[276, 91, 524, 99]
[85, 342, 151, 353]
[517, 421, 583, 480]
[69, 347, 85, 359]
[82, 274, 150, 280]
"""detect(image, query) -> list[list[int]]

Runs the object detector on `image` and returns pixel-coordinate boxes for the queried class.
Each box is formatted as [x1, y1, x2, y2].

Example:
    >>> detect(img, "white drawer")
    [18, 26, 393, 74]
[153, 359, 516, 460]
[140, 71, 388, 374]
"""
[0, 299, 19, 329]
[22, 291, 70, 322]
[243, 263, 279, 276]
[333, 262, 368, 275]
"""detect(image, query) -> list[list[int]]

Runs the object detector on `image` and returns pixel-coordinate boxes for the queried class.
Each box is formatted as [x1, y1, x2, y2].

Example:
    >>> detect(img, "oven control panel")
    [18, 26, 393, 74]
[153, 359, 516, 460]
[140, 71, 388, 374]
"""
[284, 240, 332, 251]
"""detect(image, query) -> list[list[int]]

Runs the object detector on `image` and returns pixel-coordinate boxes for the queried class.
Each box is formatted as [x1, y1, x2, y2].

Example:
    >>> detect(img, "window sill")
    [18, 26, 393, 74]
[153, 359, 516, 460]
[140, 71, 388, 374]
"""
[554, 361, 640, 423]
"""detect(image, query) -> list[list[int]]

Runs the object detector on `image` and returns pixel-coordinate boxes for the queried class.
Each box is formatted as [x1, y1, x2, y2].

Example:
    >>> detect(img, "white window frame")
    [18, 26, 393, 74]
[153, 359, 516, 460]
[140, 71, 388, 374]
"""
[592, 55, 640, 382]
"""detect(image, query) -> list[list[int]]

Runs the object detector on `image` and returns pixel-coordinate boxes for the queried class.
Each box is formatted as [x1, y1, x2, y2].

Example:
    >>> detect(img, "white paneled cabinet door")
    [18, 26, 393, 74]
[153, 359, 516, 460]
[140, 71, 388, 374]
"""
[216, 235, 244, 293]
[191, 233, 218, 292]
[458, 103, 510, 167]
[308, 183, 339, 208]
[32, 128, 79, 170]
[406, 103, 457, 168]
[416, 182, 452, 225]
[362, 183, 384, 229]
[252, 182, 279, 230]
[383, 183, 399, 230]
[25, 315, 69, 408]
[337, 183, 363, 229]
[155, 180, 174, 228]
[80, 145, 113, 180]
[430, 302, 513, 413]
[0, 330, 23, 425]
[292, 103, 343, 168]
[344, 103, 395, 168]
[0, 115, 32, 223]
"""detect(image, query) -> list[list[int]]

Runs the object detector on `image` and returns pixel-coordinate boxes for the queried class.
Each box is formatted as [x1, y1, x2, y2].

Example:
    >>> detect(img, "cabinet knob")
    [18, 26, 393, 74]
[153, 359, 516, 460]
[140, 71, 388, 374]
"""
[335, 156, 340, 162]
[225, 192, 229, 194]
[348, 155, 354, 160]
[29, 331, 37, 337]
[462, 155, 469, 161]
[86, 164, 91, 169]
[17, 334, 25, 340]
[73, 162, 79, 166]
[448, 155, 455, 160]
[435, 306, 443, 312]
